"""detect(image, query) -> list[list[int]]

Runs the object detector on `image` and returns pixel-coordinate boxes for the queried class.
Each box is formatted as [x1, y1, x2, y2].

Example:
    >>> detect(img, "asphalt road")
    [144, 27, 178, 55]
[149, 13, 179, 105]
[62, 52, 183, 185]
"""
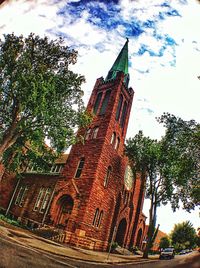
[0, 234, 199, 268]
[113, 252, 200, 268]
[0, 235, 110, 268]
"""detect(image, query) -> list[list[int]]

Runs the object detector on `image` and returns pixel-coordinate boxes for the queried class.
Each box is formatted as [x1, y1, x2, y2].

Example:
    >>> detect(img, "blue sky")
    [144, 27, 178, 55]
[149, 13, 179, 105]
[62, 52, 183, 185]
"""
[0, 0, 199, 233]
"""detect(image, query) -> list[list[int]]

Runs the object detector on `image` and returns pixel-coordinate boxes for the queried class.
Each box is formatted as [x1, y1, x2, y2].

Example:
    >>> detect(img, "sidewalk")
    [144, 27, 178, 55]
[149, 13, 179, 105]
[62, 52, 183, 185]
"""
[0, 220, 158, 265]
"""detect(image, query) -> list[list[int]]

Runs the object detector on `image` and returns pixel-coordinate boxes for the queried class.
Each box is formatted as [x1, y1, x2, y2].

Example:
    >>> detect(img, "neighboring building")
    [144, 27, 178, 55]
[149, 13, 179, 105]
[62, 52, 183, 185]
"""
[0, 40, 147, 251]
[152, 229, 168, 251]
[142, 225, 168, 251]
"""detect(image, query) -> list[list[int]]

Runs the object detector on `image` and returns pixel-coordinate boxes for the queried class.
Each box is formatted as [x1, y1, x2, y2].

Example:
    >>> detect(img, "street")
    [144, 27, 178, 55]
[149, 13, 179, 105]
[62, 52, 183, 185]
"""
[113, 252, 200, 268]
[1, 234, 199, 268]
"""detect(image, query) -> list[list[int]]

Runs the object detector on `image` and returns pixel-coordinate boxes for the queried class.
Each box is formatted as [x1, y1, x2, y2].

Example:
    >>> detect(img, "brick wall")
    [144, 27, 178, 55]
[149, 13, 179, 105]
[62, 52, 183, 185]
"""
[0, 72, 146, 252]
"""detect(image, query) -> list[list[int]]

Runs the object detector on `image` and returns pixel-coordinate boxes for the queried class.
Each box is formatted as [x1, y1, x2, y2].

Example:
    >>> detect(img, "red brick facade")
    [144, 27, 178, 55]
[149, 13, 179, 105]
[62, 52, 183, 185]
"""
[0, 43, 147, 251]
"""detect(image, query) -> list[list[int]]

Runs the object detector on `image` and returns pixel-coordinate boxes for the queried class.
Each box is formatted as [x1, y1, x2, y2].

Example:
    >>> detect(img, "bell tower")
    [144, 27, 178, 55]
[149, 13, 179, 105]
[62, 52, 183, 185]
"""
[51, 39, 135, 250]
[85, 38, 133, 150]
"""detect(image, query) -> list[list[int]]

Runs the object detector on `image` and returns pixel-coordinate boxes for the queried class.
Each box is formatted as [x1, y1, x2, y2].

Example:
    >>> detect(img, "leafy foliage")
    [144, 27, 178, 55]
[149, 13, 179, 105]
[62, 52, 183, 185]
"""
[0, 33, 91, 171]
[171, 221, 198, 250]
[126, 131, 163, 258]
[159, 236, 171, 249]
[110, 241, 119, 252]
[158, 113, 200, 210]
[125, 113, 199, 258]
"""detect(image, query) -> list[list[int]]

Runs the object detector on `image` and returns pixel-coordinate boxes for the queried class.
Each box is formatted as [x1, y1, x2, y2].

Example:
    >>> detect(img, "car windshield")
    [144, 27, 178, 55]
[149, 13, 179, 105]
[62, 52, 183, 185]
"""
[163, 248, 173, 252]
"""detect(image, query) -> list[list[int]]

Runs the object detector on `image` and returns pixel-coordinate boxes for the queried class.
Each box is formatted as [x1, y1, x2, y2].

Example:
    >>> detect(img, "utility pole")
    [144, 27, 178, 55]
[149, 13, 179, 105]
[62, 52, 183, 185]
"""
[107, 226, 117, 260]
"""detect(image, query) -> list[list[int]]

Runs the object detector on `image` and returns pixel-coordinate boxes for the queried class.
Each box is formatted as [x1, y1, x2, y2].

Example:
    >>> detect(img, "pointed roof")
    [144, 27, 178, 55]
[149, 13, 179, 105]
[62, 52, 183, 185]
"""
[106, 38, 129, 86]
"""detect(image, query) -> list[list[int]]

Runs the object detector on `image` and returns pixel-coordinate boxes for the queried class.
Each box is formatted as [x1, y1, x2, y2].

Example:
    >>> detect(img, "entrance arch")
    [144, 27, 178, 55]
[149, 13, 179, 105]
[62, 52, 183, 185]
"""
[115, 218, 127, 247]
[55, 195, 74, 228]
[136, 228, 143, 248]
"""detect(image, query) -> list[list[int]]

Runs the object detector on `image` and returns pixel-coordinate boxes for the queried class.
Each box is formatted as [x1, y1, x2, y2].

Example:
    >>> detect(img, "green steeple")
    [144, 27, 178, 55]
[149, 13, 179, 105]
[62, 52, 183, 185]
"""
[106, 38, 130, 87]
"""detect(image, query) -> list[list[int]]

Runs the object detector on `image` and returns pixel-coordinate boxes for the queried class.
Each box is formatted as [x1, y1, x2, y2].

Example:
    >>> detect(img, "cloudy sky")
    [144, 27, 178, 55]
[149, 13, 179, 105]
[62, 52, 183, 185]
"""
[0, 0, 199, 233]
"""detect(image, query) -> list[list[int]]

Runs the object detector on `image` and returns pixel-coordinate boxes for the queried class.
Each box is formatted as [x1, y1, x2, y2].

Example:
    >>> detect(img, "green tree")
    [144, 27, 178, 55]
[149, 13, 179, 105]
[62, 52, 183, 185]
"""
[159, 236, 170, 249]
[0, 33, 91, 173]
[171, 221, 197, 250]
[126, 131, 162, 258]
[126, 114, 199, 258]
[158, 113, 200, 209]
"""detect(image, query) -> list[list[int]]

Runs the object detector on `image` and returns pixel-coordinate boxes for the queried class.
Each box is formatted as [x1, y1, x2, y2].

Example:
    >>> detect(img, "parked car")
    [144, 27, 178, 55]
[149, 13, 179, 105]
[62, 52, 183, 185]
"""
[159, 248, 175, 260]
[185, 249, 192, 253]
[179, 249, 186, 255]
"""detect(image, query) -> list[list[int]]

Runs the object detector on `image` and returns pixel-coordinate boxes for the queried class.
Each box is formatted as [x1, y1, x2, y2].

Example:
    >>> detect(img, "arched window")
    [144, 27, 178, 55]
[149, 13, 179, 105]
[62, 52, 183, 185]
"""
[75, 157, 85, 178]
[85, 129, 91, 140]
[123, 191, 130, 205]
[122, 184, 125, 195]
[120, 101, 127, 128]
[92, 208, 99, 226]
[126, 192, 130, 205]
[99, 90, 111, 115]
[61, 196, 74, 214]
[115, 137, 120, 150]
[15, 185, 29, 207]
[33, 187, 44, 211]
[65, 202, 73, 214]
[123, 190, 127, 204]
[93, 92, 102, 114]
[92, 127, 99, 139]
[116, 94, 123, 121]
[104, 166, 112, 187]
[111, 132, 116, 145]
[40, 188, 51, 213]
[97, 210, 103, 227]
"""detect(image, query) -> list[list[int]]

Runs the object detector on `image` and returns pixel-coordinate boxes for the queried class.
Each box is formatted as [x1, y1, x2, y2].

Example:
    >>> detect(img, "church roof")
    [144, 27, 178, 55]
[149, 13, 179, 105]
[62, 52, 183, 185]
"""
[110, 38, 129, 76]
[105, 38, 129, 86]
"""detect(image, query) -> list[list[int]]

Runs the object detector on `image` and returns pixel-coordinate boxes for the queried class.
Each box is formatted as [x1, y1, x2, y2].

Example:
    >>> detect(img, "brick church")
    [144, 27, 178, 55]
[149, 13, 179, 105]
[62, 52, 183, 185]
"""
[0, 39, 147, 251]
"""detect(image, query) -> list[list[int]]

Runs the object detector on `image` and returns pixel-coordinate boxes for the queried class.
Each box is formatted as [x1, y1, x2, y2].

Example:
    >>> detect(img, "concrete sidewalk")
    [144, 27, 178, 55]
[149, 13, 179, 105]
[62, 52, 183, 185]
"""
[0, 221, 158, 265]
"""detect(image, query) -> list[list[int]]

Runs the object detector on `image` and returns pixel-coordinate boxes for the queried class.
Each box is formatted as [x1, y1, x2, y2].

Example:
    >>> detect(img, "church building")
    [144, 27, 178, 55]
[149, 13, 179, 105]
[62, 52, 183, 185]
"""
[0, 39, 147, 251]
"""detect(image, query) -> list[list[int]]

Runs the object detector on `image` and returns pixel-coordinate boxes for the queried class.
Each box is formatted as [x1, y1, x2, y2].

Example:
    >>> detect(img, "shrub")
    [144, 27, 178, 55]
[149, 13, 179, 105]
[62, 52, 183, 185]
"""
[0, 214, 22, 227]
[110, 242, 118, 251]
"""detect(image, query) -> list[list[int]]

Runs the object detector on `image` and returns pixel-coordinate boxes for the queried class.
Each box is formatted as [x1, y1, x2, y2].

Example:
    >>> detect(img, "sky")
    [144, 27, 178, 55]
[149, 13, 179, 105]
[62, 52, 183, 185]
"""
[0, 0, 199, 234]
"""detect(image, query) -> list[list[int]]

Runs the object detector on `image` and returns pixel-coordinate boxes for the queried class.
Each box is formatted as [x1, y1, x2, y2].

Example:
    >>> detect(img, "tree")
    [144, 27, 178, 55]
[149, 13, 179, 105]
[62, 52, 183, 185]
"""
[126, 114, 199, 258]
[126, 131, 162, 258]
[159, 236, 170, 249]
[171, 221, 197, 250]
[158, 113, 200, 209]
[0, 33, 91, 173]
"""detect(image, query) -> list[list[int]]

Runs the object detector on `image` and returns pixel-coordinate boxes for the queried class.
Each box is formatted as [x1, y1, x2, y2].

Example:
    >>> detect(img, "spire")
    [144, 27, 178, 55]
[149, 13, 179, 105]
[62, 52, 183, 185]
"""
[106, 38, 130, 87]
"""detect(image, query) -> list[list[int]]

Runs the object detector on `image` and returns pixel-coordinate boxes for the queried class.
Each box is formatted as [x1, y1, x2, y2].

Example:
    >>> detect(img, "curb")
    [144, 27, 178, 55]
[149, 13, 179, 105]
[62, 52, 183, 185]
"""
[0, 225, 160, 265]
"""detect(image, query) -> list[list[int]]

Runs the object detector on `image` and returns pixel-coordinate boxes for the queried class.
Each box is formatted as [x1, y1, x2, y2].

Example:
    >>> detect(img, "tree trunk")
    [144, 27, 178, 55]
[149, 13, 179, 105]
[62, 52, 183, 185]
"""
[0, 101, 20, 160]
[143, 198, 157, 258]
[0, 138, 15, 159]
[0, 130, 20, 162]
[130, 172, 146, 249]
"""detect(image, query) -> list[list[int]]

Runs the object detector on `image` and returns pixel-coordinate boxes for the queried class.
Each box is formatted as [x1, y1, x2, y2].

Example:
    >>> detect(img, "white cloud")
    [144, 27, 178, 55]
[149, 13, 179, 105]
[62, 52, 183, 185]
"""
[0, 0, 62, 38]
